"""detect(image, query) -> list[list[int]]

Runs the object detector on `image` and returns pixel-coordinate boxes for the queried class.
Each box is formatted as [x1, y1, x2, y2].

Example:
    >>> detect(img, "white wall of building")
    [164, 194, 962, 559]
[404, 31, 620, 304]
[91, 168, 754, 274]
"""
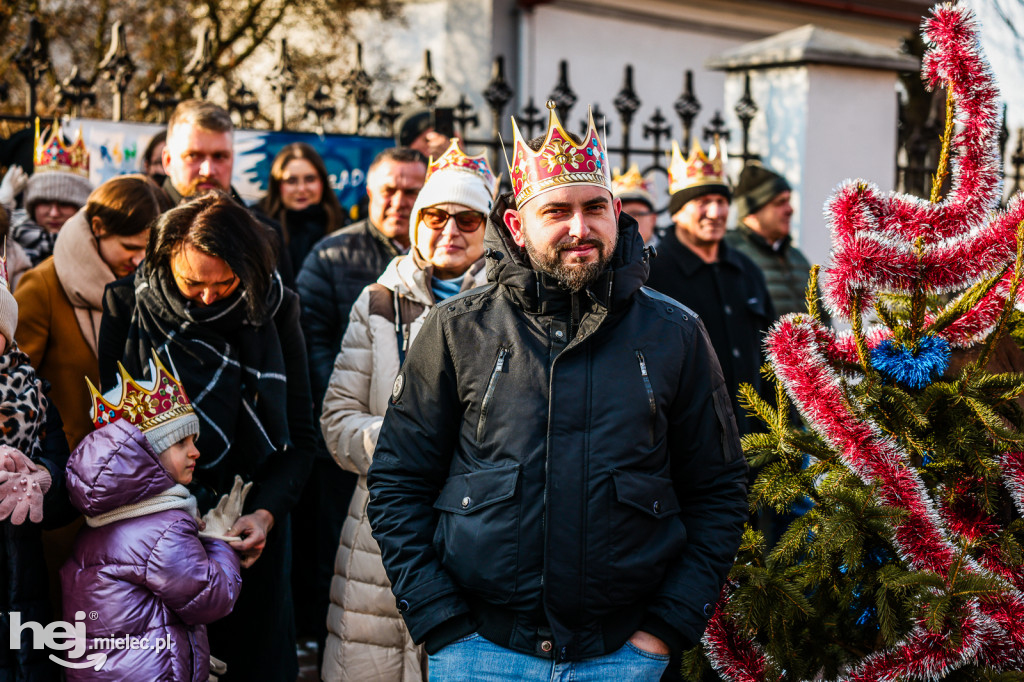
[521, 3, 736, 162]
[722, 63, 900, 270]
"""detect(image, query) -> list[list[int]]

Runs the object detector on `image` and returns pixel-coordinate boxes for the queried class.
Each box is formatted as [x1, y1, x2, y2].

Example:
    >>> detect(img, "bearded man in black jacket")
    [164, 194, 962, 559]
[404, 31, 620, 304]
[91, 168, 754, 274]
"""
[366, 103, 748, 681]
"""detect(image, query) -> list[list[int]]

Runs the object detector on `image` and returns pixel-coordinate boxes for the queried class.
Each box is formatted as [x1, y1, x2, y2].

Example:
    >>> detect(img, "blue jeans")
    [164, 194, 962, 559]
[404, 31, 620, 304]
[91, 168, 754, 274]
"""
[428, 633, 670, 681]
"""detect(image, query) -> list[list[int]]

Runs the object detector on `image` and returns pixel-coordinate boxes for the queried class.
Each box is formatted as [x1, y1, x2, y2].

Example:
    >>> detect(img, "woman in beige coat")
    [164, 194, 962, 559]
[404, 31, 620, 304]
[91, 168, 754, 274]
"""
[320, 142, 496, 682]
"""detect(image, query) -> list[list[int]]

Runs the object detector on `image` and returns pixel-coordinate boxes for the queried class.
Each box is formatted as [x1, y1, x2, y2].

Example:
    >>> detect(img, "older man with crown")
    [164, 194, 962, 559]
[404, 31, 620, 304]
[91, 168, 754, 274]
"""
[646, 138, 774, 437]
[9, 119, 93, 266]
[366, 102, 748, 681]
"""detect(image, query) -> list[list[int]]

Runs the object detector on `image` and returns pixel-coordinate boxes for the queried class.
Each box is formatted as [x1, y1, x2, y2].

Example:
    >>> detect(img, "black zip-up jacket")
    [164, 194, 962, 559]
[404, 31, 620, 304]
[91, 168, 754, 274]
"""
[367, 193, 748, 662]
[296, 219, 402, 409]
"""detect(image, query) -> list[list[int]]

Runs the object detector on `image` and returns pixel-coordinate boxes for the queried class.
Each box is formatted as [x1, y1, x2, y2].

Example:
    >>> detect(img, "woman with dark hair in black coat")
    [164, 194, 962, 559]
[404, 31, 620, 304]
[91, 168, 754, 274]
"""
[96, 191, 315, 682]
[254, 142, 346, 274]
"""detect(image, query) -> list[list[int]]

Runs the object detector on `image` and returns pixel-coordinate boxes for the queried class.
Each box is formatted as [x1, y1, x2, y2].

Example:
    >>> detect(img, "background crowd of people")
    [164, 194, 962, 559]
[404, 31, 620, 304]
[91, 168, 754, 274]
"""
[0, 95, 817, 682]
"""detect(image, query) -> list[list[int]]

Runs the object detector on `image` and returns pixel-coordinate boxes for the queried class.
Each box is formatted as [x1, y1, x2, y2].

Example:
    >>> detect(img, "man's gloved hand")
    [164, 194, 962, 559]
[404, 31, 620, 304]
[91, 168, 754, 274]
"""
[0, 165, 28, 211]
[199, 475, 252, 541]
[0, 455, 51, 525]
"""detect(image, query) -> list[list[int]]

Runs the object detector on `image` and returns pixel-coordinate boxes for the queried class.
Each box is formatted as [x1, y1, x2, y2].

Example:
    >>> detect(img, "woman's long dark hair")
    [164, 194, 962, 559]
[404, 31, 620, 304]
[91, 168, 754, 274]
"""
[148, 192, 276, 320]
[256, 142, 344, 243]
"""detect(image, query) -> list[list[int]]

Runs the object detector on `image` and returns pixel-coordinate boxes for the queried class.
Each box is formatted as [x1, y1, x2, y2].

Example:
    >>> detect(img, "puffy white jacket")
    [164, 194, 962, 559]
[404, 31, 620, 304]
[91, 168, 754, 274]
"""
[320, 253, 487, 682]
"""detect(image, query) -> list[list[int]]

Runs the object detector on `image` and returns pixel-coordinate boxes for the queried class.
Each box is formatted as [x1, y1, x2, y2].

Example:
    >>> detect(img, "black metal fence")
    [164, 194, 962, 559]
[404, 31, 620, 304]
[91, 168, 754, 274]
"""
[4, 16, 1023, 204]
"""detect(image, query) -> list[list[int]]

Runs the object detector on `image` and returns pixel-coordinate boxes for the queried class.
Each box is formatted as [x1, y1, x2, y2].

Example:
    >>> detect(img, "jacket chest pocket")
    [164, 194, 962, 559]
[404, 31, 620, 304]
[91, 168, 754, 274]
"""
[433, 465, 520, 603]
[476, 347, 509, 443]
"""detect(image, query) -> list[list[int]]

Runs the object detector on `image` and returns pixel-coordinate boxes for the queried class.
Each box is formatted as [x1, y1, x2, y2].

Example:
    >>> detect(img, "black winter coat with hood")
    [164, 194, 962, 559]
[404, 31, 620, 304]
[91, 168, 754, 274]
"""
[366, 193, 749, 662]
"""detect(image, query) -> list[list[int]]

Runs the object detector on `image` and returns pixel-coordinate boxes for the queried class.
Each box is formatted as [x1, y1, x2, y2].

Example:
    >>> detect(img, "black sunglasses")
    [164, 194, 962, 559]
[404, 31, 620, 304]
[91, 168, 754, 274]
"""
[421, 207, 485, 232]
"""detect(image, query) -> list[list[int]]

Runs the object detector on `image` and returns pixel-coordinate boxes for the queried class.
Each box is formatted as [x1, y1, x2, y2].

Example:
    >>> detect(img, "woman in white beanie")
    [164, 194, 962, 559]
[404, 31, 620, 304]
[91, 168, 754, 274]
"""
[319, 141, 496, 682]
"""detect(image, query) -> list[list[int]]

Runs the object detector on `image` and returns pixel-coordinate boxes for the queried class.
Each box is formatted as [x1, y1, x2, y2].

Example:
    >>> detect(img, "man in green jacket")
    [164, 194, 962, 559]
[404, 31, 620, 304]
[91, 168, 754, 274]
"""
[725, 163, 826, 322]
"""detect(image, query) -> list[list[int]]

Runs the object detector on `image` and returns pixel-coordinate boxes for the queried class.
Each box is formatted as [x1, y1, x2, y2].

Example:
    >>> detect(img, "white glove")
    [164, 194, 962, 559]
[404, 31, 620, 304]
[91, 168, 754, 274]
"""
[0, 165, 28, 211]
[199, 475, 252, 541]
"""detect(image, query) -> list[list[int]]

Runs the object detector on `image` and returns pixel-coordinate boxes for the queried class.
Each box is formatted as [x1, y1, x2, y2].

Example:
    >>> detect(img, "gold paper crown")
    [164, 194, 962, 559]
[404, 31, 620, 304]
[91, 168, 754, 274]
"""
[667, 138, 727, 197]
[87, 353, 194, 433]
[507, 101, 610, 207]
[428, 139, 499, 195]
[34, 118, 90, 178]
[612, 164, 654, 203]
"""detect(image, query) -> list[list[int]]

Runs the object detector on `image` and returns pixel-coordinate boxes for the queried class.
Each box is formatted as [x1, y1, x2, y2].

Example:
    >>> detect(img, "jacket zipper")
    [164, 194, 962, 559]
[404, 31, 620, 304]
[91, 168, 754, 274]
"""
[636, 350, 656, 444]
[477, 347, 508, 442]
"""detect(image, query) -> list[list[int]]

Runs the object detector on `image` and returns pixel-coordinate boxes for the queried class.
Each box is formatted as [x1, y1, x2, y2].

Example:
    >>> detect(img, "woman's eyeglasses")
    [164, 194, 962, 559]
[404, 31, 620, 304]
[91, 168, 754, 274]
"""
[421, 207, 485, 232]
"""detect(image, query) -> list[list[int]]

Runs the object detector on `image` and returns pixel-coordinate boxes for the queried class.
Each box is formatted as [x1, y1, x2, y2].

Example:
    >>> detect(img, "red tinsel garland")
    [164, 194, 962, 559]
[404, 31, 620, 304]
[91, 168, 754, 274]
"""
[705, 4, 1024, 679]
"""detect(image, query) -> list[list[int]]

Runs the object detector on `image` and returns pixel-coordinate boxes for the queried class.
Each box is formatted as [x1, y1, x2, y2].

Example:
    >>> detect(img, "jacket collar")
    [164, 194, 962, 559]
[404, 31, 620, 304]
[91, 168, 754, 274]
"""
[379, 251, 488, 307]
[483, 192, 650, 317]
[737, 223, 791, 254]
[662, 229, 747, 276]
[365, 220, 403, 259]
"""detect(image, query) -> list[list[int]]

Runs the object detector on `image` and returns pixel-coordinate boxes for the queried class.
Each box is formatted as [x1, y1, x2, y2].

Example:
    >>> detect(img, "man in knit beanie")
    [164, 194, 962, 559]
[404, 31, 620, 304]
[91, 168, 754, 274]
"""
[11, 121, 93, 266]
[395, 108, 454, 161]
[725, 162, 826, 322]
[646, 139, 774, 437]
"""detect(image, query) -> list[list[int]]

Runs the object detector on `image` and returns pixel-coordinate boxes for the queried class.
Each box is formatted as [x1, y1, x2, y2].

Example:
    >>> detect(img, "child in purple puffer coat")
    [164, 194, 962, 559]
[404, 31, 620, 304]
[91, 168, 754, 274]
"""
[60, 357, 243, 681]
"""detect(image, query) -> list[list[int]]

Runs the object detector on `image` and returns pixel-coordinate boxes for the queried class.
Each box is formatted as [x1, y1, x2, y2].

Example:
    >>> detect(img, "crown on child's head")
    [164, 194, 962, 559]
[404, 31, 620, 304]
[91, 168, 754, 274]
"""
[428, 139, 498, 194]
[507, 101, 610, 207]
[34, 118, 90, 178]
[87, 353, 199, 454]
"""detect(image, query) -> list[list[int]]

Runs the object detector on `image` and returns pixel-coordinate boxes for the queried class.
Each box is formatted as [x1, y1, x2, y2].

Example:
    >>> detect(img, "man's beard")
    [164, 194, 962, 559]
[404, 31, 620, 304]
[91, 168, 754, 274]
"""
[523, 233, 617, 293]
[182, 175, 227, 197]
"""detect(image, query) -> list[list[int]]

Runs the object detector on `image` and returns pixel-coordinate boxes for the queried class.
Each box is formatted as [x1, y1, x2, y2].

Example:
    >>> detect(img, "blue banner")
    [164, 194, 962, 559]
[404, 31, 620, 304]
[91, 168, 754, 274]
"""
[68, 118, 392, 209]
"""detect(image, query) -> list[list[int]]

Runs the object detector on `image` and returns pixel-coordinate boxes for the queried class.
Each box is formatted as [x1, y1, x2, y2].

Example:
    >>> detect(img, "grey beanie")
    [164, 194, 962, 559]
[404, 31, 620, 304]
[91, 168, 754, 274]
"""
[734, 163, 791, 220]
[145, 412, 200, 456]
[24, 171, 93, 214]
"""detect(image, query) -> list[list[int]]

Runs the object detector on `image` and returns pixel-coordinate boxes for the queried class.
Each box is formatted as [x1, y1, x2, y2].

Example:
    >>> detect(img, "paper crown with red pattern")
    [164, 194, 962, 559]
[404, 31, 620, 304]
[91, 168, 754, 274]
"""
[507, 100, 610, 207]
[87, 353, 199, 454]
[34, 118, 90, 178]
[667, 138, 728, 197]
[428, 139, 498, 194]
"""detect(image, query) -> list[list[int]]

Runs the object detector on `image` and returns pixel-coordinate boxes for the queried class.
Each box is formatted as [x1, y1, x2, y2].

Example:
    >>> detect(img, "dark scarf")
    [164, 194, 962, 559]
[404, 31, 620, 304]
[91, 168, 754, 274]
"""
[283, 204, 328, 272]
[125, 264, 290, 491]
[11, 214, 57, 266]
[0, 348, 48, 457]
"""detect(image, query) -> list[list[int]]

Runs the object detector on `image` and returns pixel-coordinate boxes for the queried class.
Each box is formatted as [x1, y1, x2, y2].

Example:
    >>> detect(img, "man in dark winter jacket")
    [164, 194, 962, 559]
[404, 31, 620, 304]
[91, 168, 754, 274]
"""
[646, 139, 774, 436]
[725, 162, 827, 323]
[294, 145, 426, 663]
[161, 99, 294, 287]
[367, 104, 748, 681]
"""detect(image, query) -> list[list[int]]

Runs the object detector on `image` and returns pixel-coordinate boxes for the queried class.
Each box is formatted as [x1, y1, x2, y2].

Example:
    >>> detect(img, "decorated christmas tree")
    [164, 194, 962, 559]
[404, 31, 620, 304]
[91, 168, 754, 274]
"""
[684, 4, 1024, 680]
